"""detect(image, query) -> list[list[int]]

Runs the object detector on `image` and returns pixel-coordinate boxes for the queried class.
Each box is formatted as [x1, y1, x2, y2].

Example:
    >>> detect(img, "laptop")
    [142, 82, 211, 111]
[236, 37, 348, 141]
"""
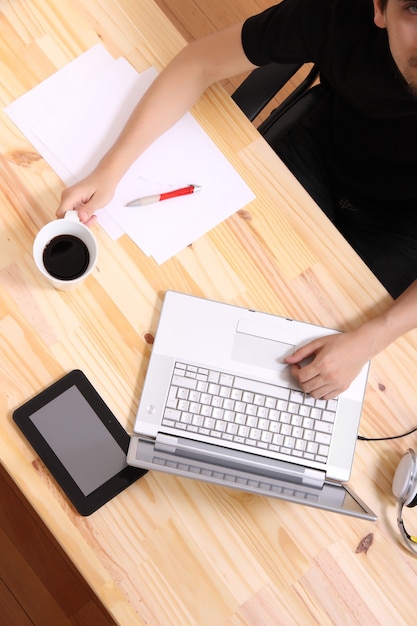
[128, 291, 376, 520]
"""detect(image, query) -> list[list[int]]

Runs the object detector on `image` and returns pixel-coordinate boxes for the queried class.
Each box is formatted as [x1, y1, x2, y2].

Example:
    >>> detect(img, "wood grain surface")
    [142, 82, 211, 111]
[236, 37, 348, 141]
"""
[1, 1, 417, 625]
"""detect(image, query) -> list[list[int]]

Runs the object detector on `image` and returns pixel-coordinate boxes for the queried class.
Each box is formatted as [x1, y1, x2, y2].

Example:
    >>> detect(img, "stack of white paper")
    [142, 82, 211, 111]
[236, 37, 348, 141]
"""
[5, 45, 255, 264]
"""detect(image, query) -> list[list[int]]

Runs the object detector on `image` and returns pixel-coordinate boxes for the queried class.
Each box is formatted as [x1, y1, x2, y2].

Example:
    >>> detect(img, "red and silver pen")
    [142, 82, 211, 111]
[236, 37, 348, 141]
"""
[125, 184, 202, 207]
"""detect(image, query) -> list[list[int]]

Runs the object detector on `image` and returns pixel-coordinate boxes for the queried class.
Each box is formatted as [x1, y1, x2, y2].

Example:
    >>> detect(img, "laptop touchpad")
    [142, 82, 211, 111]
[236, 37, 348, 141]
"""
[232, 330, 294, 373]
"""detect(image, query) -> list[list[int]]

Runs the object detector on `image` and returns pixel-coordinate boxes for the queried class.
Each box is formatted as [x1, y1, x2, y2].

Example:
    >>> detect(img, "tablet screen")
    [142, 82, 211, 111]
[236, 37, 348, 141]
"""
[30, 385, 128, 496]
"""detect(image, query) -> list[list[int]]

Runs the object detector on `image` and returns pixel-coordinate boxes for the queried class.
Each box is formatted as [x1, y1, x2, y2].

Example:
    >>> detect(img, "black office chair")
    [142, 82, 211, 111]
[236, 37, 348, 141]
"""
[232, 62, 324, 150]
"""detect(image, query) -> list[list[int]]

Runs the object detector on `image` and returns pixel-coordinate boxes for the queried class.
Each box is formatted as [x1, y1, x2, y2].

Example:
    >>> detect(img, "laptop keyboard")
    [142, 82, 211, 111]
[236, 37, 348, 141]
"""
[161, 362, 338, 465]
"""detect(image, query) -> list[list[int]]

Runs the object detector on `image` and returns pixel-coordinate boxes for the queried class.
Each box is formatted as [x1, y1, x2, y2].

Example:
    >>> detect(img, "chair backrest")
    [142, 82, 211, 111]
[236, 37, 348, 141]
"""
[232, 63, 324, 147]
[232, 62, 305, 122]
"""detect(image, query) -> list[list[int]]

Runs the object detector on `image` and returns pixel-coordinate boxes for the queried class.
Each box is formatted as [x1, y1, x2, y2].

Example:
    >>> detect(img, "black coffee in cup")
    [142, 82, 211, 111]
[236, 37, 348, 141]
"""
[42, 234, 90, 280]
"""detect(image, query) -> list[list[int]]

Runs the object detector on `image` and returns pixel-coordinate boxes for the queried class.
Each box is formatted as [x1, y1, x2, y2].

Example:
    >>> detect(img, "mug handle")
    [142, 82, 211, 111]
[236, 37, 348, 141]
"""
[64, 210, 80, 223]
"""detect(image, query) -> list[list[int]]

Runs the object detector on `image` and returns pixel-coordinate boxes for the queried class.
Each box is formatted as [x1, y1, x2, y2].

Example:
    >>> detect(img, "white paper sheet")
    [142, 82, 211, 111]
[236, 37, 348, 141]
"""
[5, 45, 255, 263]
[5, 45, 115, 186]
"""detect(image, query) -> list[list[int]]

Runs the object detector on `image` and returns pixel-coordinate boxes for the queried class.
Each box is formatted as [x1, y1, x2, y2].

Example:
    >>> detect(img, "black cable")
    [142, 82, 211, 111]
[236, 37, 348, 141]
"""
[358, 425, 417, 441]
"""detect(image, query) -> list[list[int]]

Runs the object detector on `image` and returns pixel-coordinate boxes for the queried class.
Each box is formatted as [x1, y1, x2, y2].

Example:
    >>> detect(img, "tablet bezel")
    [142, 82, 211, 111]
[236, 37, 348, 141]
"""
[13, 369, 146, 515]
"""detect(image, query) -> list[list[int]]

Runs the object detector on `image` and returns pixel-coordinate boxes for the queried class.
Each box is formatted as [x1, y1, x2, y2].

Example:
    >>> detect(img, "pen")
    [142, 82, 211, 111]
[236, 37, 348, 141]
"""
[125, 184, 202, 207]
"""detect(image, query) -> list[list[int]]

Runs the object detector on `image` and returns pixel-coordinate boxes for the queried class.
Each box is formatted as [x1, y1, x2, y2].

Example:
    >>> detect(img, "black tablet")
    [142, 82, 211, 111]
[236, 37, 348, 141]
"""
[13, 370, 147, 515]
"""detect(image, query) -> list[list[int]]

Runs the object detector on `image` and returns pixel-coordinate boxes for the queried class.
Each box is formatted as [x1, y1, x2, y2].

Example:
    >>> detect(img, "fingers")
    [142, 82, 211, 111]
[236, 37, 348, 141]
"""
[76, 205, 98, 226]
[286, 331, 367, 400]
[80, 212, 98, 227]
[284, 340, 320, 365]
[56, 186, 92, 219]
[289, 363, 339, 400]
[56, 189, 107, 226]
[285, 343, 327, 397]
[285, 338, 342, 399]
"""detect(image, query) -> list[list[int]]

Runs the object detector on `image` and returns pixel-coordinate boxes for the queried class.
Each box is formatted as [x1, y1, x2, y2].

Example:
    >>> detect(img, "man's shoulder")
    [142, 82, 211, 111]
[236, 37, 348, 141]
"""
[311, 0, 372, 17]
[293, 0, 372, 19]
[242, 0, 375, 67]
[269, 0, 373, 29]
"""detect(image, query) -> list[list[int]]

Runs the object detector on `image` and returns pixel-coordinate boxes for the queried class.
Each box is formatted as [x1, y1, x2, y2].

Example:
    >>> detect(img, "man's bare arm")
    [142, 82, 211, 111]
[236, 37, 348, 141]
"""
[286, 279, 417, 398]
[56, 23, 256, 223]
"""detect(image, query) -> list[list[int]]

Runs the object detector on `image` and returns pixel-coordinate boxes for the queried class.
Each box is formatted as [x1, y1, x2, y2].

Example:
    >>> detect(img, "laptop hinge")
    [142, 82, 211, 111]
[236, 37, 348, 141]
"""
[155, 433, 325, 488]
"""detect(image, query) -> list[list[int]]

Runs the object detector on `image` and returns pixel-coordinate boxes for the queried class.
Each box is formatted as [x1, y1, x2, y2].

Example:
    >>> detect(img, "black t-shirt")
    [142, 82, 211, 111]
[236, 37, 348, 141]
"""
[242, 0, 417, 231]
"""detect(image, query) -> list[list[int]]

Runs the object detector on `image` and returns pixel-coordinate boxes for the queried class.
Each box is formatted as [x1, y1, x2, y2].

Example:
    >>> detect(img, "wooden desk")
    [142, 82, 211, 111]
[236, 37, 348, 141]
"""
[1, 1, 417, 624]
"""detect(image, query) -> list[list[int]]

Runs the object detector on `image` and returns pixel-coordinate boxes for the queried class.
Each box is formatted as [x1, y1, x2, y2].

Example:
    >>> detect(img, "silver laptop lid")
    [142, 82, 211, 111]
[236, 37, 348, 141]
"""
[127, 436, 377, 521]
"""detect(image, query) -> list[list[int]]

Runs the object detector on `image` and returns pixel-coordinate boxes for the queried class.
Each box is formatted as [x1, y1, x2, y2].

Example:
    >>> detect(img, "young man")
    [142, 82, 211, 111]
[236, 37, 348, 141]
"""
[57, 0, 417, 399]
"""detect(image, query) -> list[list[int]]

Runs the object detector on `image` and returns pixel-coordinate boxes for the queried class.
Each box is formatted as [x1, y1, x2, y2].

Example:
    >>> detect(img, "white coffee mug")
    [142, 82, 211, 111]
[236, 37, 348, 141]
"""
[33, 210, 98, 290]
